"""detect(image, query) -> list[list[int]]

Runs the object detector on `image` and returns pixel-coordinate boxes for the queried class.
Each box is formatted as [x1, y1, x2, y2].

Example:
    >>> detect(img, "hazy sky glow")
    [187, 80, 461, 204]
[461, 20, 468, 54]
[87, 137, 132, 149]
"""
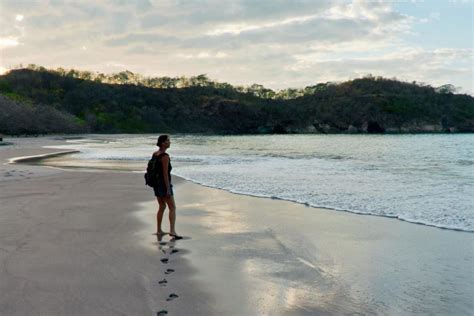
[0, 0, 473, 93]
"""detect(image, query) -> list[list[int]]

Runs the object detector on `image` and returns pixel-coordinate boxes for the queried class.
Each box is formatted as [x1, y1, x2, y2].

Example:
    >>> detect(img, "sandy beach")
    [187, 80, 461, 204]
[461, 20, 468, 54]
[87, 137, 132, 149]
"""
[1, 137, 473, 315]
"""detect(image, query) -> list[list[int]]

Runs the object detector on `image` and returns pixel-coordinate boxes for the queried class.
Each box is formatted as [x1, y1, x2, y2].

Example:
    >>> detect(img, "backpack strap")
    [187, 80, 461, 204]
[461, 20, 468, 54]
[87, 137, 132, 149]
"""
[153, 152, 168, 159]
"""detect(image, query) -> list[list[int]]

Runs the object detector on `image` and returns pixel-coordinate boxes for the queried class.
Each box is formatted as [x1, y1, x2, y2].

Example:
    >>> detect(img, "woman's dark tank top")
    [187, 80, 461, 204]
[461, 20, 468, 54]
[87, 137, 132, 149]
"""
[155, 152, 172, 186]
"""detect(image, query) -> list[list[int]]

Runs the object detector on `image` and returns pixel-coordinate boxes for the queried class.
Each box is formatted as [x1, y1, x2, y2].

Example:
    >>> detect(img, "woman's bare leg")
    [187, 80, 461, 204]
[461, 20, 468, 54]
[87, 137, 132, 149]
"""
[165, 196, 178, 235]
[156, 197, 167, 234]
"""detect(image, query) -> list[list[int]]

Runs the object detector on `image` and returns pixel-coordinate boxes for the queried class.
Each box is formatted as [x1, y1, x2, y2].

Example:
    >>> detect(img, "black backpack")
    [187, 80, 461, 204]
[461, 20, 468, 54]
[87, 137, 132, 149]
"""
[144, 155, 159, 187]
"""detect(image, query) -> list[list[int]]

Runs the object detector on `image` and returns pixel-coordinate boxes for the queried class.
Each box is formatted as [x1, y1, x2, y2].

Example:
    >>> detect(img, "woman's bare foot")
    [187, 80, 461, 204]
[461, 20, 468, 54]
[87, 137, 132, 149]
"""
[155, 231, 168, 236]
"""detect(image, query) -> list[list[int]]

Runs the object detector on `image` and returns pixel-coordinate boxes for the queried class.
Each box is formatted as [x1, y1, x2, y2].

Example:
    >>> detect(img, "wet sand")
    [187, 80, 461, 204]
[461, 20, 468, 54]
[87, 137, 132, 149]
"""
[1, 137, 473, 315]
[0, 139, 212, 315]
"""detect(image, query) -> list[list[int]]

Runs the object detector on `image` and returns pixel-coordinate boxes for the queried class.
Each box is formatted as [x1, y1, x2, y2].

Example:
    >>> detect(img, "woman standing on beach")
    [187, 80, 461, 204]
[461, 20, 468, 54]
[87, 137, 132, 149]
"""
[153, 135, 182, 239]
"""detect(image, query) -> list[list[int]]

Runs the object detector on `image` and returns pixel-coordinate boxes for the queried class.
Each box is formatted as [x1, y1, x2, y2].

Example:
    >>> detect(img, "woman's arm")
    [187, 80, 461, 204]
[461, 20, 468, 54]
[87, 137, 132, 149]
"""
[161, 154, 171, 196]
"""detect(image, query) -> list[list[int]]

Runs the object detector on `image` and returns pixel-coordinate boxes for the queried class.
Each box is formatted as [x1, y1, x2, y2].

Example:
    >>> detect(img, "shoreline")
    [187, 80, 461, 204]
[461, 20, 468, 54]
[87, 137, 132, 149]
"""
[14, 149, 473, 234]
[1, 137, 473, 315]
[171, 174, 474, 234]
[1, 131, 474, 137]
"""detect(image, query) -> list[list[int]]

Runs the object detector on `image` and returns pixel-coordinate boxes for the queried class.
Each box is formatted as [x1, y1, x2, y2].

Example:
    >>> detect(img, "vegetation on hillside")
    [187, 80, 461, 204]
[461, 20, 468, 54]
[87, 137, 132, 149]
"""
[14, 64, 331, 100]
[0, 66, 472, 135]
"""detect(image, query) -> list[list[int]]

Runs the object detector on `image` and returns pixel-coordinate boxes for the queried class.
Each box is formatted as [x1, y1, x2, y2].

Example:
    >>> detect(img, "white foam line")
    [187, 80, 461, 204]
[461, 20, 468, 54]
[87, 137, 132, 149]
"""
[172, 173, 474, 233]
[297, 257, 317, 270]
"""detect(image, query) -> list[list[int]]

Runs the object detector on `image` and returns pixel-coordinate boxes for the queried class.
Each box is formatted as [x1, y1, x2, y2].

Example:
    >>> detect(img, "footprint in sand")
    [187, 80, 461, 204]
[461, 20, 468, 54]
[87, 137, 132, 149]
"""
[160, 258, 169, 264]
[158, 279, 167, 286]
[166, 293, 179, 301]
[157, 310, 168, 315]
[164, 269, 174, 275]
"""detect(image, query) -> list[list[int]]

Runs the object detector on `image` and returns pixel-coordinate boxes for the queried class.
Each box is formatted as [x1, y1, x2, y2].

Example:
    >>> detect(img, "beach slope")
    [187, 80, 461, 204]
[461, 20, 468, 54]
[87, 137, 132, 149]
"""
[1, 138, 473, 315]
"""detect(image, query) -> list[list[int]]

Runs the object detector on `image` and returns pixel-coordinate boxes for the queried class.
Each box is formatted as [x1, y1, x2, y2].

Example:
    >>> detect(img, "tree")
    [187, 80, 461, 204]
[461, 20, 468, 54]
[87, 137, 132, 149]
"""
[436, 84, 456, 94]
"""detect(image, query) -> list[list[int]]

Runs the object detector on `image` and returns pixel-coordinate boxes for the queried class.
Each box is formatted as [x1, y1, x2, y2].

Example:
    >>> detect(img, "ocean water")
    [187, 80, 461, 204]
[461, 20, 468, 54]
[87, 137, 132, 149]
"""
[47, 134, 474, 232]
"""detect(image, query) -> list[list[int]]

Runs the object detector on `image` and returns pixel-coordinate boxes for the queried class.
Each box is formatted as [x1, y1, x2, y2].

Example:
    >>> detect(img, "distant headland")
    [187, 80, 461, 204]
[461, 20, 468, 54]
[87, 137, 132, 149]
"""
[0, 65, 472, 135]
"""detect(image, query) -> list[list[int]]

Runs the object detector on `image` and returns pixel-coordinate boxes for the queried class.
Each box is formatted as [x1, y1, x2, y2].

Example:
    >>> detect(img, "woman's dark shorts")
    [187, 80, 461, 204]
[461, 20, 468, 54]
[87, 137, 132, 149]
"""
[154, 184, 173, 198]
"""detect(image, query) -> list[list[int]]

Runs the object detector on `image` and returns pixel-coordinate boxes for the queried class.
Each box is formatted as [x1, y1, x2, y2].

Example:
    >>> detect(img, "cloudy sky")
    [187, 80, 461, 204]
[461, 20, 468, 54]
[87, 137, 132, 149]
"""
[0, 0, 473, 93]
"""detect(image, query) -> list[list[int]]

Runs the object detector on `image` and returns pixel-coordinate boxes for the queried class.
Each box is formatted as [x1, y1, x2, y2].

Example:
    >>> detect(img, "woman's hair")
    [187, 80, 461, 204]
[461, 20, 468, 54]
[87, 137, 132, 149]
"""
[156, 134, 169, 147]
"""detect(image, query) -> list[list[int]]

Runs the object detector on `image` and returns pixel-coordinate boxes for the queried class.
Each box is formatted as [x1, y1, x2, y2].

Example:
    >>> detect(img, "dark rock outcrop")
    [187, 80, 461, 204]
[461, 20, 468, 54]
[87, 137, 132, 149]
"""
[367, 121, 385, 133]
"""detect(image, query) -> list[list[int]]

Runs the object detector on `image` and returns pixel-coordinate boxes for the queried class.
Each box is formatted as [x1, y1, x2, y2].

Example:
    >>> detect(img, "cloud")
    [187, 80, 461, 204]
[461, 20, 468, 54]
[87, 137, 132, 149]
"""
[205, 14, 322, 36]
[0, 37, 19, 48]
[274, 47, 474, 93]
[177, 51, 228, 59]
[0, 0, 472, 94]
[105, 33, 178, 47]
[105, 61, 127, 68]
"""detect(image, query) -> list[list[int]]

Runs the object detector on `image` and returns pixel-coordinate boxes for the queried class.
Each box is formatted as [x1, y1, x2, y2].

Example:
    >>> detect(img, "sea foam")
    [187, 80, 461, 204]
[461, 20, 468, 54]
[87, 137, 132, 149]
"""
[49, 134, 474, 232]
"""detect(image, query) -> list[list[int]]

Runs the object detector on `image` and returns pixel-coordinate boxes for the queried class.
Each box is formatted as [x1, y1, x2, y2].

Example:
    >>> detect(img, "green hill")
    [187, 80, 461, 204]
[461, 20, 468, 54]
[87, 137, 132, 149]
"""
[0, 67, 472, 135]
